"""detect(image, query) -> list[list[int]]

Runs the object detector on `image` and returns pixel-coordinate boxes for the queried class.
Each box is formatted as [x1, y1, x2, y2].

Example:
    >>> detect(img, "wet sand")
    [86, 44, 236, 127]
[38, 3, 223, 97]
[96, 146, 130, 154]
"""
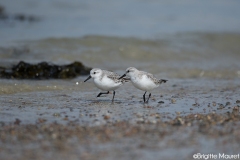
[0, 77, 239, 160]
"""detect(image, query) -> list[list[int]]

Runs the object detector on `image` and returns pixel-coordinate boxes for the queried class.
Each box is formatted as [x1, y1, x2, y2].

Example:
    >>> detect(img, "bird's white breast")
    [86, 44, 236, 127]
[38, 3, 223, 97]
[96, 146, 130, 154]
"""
[94, 76, 122, 91]
[131, 74, 158, 91]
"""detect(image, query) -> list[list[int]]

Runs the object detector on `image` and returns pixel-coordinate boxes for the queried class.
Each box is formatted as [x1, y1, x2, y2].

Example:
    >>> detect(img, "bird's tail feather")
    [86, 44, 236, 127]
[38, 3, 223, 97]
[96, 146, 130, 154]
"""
[158, 79, 168, 84]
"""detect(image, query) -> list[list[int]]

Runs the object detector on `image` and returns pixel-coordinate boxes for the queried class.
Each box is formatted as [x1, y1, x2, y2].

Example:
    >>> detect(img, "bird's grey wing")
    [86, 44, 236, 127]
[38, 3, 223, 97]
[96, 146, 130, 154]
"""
[144, 71, 168, 84]
[107, 71, 130, 83]
[143, 71, 155, 81]
[103, 70, 123, 83]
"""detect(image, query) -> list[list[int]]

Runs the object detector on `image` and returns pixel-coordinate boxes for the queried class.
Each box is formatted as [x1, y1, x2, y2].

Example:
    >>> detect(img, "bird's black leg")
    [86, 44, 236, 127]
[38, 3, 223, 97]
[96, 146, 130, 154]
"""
[143, 91, 147, 103]
[97, 91, 109, 97]
[146, 93, 151, 103]
[112, 91, 115, 102]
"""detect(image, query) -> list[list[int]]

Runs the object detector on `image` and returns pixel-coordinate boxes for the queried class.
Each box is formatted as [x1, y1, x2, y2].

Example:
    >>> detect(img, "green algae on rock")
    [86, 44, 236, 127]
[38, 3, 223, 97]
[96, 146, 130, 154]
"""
[0, 61, 91, 79]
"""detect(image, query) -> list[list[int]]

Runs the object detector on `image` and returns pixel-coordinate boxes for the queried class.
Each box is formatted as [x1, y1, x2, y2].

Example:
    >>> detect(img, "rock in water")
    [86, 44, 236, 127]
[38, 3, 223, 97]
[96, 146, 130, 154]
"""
[0, 61, 91, 79]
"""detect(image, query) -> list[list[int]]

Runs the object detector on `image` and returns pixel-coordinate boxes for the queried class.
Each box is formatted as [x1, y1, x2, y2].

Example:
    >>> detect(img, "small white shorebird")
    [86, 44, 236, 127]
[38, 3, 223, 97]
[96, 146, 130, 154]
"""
[84, 68, 128, 102]
[119, 67, 167, 103]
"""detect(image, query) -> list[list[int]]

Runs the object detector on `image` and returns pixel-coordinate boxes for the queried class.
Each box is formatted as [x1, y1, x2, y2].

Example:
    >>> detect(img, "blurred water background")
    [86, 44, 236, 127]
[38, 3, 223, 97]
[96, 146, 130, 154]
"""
[0, 0, 240, 79]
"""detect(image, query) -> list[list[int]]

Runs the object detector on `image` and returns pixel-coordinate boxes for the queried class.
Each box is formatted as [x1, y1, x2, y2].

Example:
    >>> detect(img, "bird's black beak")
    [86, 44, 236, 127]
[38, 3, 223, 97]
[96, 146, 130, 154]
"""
[84, 75, 92, 82]
[118, 74, 126, 79]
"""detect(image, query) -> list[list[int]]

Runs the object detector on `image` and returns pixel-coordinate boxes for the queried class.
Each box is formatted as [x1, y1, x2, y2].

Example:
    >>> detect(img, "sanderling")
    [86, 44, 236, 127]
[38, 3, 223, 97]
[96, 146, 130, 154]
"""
[84, 68, 129, 102]
[119, 67, 167, 103]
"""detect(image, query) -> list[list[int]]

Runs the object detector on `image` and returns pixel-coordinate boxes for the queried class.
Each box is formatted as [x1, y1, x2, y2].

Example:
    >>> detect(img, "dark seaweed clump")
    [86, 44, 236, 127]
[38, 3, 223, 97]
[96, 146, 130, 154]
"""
[0, 61, 91, 79]
[0, 5, 39, 22]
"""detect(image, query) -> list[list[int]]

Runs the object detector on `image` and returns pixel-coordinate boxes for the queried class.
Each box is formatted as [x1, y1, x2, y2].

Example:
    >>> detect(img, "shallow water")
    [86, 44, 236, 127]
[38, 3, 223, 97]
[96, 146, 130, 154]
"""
[1, 0, 240, 79]
[1, 0, 240, 44]
[1, 33, 240, 80]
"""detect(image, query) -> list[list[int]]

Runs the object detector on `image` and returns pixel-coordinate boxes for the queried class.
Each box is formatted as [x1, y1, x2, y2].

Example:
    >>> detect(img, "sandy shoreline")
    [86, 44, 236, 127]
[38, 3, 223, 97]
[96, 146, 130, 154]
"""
[0, 78, 239, 160]
[0, 112, 239, 160]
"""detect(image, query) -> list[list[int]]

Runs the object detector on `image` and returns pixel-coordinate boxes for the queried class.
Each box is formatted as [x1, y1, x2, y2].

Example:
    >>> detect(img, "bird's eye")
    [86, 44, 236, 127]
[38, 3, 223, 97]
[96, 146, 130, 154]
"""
[127, 70, 130, 73]
[93, 72, 96, 74]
